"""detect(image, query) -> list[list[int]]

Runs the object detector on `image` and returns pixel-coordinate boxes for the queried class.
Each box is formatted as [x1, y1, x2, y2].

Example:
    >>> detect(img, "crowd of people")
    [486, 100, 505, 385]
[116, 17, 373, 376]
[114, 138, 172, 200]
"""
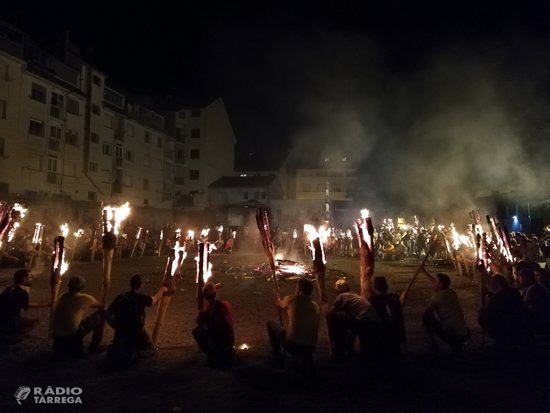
[1, 250, 549, 376]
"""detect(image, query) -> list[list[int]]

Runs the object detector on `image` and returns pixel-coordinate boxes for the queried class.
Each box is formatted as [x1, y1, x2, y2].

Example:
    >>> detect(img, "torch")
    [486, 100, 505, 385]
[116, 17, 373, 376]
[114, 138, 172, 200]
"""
[48, 235, 69, 337]
[353, 209, 375, 299]
[101, 202, 131, 301]
[151, 237, 186, 346]
[27, 223, 45, 270]
[130, 227, 143, 258]
[0, 203, 27, 251]
[196, 241, 215, 311]
[72, 229, 84, 261]
[256, 208, 283, 325]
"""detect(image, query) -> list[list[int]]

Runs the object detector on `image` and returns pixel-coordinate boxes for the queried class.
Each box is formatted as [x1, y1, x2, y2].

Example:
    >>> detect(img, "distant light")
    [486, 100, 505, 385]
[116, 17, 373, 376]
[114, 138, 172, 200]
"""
[513, 216, 518, 221]
[342, 157, 347, 162]
[240, 174, 247, 177]
[324, 157, 329, 162]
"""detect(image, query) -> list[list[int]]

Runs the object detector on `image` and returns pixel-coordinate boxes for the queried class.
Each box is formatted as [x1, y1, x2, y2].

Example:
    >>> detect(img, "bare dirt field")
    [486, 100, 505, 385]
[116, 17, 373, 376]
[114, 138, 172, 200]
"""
[1, 252, 549, 412]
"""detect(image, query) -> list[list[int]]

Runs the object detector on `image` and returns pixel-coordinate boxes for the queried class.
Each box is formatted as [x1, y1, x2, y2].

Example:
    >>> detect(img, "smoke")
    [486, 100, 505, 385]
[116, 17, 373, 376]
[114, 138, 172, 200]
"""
[261, 33, 550, 222]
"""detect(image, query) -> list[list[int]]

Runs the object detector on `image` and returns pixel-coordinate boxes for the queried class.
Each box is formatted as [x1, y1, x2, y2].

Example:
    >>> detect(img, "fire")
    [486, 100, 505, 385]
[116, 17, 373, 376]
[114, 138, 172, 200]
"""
[303, 224, 327, 265]
[187, 230, 195, 240]
[60, 223, 69, 238]
[171, 239, 187, 276]
[360, 209, 369, 219]
[102, 202, 131, 235]
[136, 227, 143, 239]
[238, 343, 250, 351]
[32, 223, 44, 244]
[73, 229, 84, 238]
[7, 222, 20, 242]
[293, 229, 297, 239]
[200, 228, 210, 238]
[217, 225, 223, 233]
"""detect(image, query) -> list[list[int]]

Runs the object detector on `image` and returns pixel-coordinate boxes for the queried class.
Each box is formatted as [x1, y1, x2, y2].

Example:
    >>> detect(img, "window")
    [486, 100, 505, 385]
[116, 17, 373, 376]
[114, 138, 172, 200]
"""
[191, 128, 200, 139]
[115, 145, 123, 159]
[91, 133, 99, 143]
[302, 183, 311, 192]
[124, 174, 132, 186]
[243, 191, 249, 200]
[102, 143, 112, 156]
[50, 126, 62, 139]
[65, 130, 78, 146]
[127, 124, 134, 137]
[67, 98, 79, 115]
[157, 136, 162, 148]
[125, 150, 133, 162]
[190, 149, 200, 159]
[144, 155, 151, 167]
[104, 113, 113, 128]
[178, 111, 186, 119]
[91, 104, 100, 115]
[176, 127, 185, 142]
[88, 191, 97, 201]
[51, 92, 64, 108]
[261, 192, 267, 200]
[189, 170, 199, 180]
[191, 109, 201, 117]
[174, 176, 185, 185]
[0, 137, 4, 157]
[92, 75, 102, 86]
[176, 149, 184, 163]
[317, 184, 325, 192]
[144, 131, 150, 143]
[143, 179, 149, 190]
[0, 99, 6, 118]
[29, 119, 44, 136]
[47, 156, 57, 183]
[30, 83, 46, 103]
[89, 162, 98, 172]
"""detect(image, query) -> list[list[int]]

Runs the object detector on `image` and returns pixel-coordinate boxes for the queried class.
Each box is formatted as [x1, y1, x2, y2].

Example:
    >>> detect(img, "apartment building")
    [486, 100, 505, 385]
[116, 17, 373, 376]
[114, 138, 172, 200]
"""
[0, 20, 236, 225]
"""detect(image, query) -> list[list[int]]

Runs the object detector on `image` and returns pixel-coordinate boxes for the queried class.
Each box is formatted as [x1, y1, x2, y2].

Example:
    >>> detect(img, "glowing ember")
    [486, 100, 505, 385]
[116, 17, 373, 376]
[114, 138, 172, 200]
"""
[60, 223, 69, 238]
[102, 202, 131, 235]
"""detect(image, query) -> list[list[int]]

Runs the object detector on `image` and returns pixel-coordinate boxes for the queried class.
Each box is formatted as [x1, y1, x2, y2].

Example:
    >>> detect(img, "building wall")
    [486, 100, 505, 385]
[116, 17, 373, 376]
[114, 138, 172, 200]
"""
[295, 168, 356, 201]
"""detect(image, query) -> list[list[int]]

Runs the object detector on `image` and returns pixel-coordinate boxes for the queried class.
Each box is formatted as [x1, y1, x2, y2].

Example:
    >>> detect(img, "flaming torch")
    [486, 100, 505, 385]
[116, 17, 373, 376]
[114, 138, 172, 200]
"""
[256, 208, 283, 325]
[72, 229, 84, 261]
[151, 236, 186, 346]
[101, 202, 130, 300]
[353, 209, 375, 299]
[27, 223, 45, 270]
[130, 227, 143, 258]
[0, 203, 27, 251]
[48, 234, 69, 337]
[195, 241, 214, 311]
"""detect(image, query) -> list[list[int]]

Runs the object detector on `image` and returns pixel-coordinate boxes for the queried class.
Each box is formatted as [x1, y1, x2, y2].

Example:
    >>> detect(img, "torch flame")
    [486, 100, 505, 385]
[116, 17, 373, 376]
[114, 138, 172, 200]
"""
[187, 230, 195, 240]
[32, 223, 44, 244]
[73, 229, 84, 238]
[102, 202, 131, 235]
[360, 209, 369, 219]
[60, 223, 69, 238]
[171, 239, 187, 276]
[200, 228, 210, 238]
[12, 203, 28, 218]
[7, 222, 20, 242]
[136, 227, 143, 239]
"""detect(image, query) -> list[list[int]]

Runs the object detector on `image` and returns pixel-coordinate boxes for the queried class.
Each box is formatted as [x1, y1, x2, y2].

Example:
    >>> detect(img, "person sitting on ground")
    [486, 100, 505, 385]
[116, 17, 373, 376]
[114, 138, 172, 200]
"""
[0, 269, 51, 344]
[192, 282, 235, 369]
[52, 275, 105, 356]
[422, 272, 469, 355]
[478, 274, 533, 351]
[517, 268, 550, 336]
[266, 278, 320, 374]
[105, 274, 167, 368]
[369, 276, 405, 365]
[325, 278, 380, 362]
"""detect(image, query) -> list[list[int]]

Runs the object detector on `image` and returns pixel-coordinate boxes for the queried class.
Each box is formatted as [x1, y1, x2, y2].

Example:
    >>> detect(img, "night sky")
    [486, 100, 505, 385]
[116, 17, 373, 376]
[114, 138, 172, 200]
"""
[3, 1, 550, 217]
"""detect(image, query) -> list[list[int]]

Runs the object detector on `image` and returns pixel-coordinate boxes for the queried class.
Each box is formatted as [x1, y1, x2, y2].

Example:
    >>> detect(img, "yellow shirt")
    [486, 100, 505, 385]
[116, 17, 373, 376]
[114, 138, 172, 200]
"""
[282, 295, 320, 347]
[53, 292, 98, 337]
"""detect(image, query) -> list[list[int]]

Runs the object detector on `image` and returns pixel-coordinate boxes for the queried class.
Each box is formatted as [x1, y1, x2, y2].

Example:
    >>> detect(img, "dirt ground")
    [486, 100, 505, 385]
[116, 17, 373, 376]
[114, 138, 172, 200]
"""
[1, 251, 549, 412]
